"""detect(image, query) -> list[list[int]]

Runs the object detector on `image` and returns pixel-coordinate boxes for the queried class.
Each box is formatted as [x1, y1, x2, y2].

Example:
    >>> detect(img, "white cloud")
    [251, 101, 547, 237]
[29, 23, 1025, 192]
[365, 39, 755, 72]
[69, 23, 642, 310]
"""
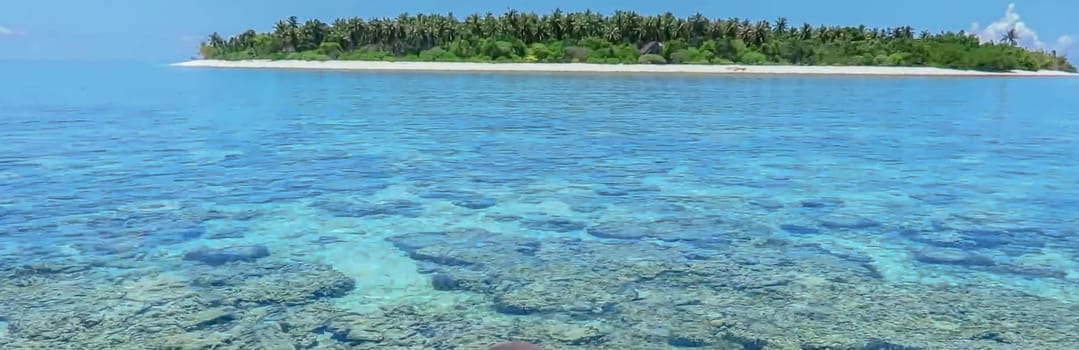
[970, 3, 1074, 53]
[0, 26, 14, 35]
[1055, 35, 1075, 52]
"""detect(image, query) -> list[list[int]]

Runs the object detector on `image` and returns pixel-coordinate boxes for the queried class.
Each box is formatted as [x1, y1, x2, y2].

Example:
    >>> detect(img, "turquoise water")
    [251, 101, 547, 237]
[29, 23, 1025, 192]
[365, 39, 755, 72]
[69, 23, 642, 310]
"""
[2, 62, 1078, 349]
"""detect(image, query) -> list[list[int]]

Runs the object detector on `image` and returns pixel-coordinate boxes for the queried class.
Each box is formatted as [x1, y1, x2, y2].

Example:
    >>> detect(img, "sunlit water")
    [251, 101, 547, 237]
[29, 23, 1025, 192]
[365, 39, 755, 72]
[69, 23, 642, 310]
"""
[1, 62, 1078, 349]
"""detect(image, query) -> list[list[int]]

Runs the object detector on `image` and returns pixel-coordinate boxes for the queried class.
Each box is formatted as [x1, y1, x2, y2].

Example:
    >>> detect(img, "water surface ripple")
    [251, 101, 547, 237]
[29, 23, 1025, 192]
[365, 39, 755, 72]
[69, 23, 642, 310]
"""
[1, 63, 1078, 349]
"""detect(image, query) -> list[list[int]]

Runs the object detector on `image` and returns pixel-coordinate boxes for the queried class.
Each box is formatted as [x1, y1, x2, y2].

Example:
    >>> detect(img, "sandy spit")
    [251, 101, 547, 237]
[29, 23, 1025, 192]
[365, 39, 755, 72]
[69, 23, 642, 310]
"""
[172, 60, 1078, 77]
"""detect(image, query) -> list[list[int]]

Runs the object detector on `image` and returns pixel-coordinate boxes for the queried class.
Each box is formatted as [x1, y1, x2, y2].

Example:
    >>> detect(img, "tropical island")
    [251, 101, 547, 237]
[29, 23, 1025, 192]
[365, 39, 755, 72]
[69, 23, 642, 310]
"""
[189, 10, 1077, 75]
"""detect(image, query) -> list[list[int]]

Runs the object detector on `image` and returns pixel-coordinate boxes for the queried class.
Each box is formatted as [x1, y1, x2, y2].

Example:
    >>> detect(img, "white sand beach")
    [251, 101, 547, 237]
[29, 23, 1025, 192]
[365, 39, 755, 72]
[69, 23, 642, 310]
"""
[173, 59, 1078, 77]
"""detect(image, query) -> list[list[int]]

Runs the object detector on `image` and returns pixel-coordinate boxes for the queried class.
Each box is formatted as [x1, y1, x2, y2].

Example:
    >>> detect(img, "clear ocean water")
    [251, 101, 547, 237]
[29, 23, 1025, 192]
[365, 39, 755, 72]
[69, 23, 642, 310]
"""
[1, 62, 1077, 349]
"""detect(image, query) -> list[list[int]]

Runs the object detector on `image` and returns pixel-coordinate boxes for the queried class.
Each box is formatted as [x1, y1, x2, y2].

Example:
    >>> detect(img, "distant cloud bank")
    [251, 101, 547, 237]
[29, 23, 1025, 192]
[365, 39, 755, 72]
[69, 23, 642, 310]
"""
[1056, 35, 1075, 52]
[970, 3, 1074, 53]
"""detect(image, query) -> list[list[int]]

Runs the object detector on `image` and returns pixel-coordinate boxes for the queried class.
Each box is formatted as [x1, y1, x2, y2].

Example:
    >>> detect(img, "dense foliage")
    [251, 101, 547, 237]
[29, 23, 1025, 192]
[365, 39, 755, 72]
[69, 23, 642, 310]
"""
[199, 10, 1076, 72]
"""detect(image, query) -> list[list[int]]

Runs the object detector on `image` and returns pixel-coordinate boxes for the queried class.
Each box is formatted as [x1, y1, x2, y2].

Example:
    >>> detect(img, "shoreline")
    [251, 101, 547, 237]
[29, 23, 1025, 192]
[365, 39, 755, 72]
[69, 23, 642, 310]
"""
[172, 59, 1079, 77]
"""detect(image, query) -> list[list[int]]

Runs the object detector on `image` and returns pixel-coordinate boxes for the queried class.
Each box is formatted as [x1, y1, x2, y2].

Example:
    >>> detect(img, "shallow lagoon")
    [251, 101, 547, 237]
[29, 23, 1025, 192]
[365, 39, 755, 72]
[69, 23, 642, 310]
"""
[1, 63, 1078, 349]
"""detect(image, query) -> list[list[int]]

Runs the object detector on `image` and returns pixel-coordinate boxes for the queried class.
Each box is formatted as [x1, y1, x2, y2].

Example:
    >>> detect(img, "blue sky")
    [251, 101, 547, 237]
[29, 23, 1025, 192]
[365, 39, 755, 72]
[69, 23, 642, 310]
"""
[1, 0, 1076, 62]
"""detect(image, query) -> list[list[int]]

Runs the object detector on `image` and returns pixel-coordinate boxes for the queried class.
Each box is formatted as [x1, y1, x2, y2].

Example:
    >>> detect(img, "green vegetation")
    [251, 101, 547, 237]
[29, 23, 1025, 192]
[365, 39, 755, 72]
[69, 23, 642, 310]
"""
[199, 10, 1076, 72]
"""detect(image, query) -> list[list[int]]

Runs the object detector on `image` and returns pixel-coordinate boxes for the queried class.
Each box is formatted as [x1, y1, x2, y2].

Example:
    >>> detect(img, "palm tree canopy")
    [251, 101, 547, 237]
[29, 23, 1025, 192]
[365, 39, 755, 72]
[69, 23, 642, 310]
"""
[197, 9, 1075, 73]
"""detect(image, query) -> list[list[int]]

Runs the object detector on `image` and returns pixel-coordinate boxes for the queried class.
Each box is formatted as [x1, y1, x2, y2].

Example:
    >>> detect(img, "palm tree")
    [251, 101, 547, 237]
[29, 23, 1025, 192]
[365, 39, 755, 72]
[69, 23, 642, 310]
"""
[207, 32, 224, 48]
[230, 30, 257, 51]
[774, 17, 789, 37]
[687, 13, 709, 41]
[197, 9, 1077, 73]
[1002, 28, 1018, 45]
[346, 17, 367, 49]
[545, 9, 566, 40]
[273, 20, 294, 52]
[799, 23, 813, 41]
[299, 19, 328, 51]
[329, 19, 352, 50]
[753, 20, 771, 46]
[739, 19, 754, 43]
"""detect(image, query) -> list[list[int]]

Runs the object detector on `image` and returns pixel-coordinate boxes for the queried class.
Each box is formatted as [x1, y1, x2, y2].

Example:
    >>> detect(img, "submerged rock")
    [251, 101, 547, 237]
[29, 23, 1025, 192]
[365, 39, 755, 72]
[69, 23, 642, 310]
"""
[910, 192, 961, 205]
[0, 258, 363, 349]
[313, 180, 390, 194]
[213, 261, 356, 304]
[994, 261, 1068, 279]
[801, 198, 844, 208]
[312, 235, 344, 245]
[908, 227, 1048, 258]
[779, 224, 821, 235]
[958, 228, 1047, 249]
[913, 248, 995, 267]
[231, 209, 262, 221]
[186, 308, 236, 330]
[9, 261, 92, 276]
[667, 328, 712, 348]
[206, 228, 246, 239]
[431, 273, 462, 291]
[969, 330, 1014, 344]
[387, 229, 547, 273]
[416, 188, 498, 209]
[593, 184, 660, 197]
[546, 323, 607, 345]
[244, 190, 321, 204]
[331, 326, 385, 345]
[862, 339, 926, 350]
[585, 217, 725, 243]
[494, 294, 542, 315]
[183, 245, 270, 266]
[121, 200, 184, 213]
[719, 333, 768, 350]
[586, 222, 648, 240]
[312, 199, 425, 218]
[488, 341, 548, 350]
[817, 214, 880, 229]
[453, 197, 497, 210]
[520, 216, 587, 233]
[491, 214, 523, 222]
[516, 241, 542, 256]
[117, 211, 208, 246]
[387, 231, 483, 267]
[593, 187, 630, 196]
[570, 202, 607, 213]
[750, 199, 784, 210]
[417, 188, 475, 200]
